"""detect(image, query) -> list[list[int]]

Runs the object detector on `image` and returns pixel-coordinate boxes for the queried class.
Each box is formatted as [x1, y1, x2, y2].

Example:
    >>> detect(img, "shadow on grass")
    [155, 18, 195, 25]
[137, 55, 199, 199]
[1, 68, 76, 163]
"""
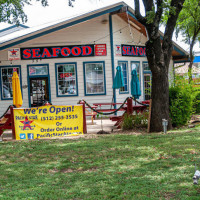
[0, 128, 200, 199]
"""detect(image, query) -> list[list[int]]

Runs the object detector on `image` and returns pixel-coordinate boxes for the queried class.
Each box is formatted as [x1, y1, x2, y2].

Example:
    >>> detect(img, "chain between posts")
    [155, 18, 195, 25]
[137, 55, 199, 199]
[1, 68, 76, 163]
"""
[78, 97, 130, 115]
[0, 105, 16, 120]
[131, 97, 149, 107]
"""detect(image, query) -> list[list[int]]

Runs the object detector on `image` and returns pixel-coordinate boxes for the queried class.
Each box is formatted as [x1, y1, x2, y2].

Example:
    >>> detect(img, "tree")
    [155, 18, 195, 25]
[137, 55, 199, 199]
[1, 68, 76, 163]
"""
[0, 0, 76, 24]
[70, 0, 185, 132]
[176, 0, 200, 83]
[133, 1, 185, 132]
[0, 0, 48, 24]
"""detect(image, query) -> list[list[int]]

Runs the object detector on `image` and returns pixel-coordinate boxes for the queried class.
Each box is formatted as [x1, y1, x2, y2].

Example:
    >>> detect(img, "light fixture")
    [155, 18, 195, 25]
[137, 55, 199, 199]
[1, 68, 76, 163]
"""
[129, 21, 141, 31]
[101, 19, 108, 24]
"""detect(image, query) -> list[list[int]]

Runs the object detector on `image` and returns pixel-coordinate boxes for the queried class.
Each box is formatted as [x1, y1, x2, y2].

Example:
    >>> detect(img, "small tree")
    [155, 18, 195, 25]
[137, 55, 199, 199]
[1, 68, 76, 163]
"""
[0, 0, 48, 24]
[176, 0, 200, 83]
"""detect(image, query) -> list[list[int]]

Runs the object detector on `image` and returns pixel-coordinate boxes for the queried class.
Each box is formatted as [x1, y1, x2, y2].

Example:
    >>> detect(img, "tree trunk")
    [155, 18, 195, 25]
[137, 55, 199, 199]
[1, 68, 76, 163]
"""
[150, 65, 172, 132]
[134, 0, 185, 132]
[188, 42, 195, 83]
[145, 37, 172, 132]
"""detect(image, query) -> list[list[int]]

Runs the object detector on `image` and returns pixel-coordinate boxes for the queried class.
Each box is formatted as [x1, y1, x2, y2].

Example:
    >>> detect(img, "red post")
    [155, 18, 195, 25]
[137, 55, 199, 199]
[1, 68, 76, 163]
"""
[10, 106, 16, 140]
[127, 97, 133, 115]
[44, 102, 51, 106]
[79, 101, 87, 134]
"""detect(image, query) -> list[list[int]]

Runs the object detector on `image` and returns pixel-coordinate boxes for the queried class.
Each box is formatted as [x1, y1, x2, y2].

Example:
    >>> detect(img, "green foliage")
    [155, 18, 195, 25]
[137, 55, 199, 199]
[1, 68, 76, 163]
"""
[0, 0, 48, 24]
[193, 91, 200, 114]
[146, 7, 156, 24]
[122, 112, 148, 130]
[169, 76, 195, 127]
[122, 113, 134, 130]
[176, 0, 200, 45]
[132, 112, 148, 128]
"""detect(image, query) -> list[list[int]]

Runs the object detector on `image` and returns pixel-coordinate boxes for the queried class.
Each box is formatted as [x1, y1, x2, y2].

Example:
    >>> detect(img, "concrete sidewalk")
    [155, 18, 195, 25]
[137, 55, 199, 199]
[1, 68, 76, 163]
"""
[87, 119, 116, 134]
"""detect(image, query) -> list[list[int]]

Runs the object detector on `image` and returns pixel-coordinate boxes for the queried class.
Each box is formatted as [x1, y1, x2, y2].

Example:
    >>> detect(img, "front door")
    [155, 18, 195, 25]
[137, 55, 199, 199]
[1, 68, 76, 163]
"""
[30, 77, 49, 107]
[144, 74, 151, 100]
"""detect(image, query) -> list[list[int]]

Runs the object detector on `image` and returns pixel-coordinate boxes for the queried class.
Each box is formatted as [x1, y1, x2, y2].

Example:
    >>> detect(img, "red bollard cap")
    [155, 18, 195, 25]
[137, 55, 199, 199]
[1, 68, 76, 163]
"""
[44, 102, 51, 106]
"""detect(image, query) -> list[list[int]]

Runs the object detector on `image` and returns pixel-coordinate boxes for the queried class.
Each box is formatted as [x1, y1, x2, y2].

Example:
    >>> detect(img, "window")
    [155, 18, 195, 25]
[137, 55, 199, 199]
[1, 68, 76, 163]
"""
[143, 62, 150, 71]
[0, 66, 21, 100]
[56, 63, 78, 96]
[118, 61, 128, 93]
[84, 62, 106, 95]
[28, 65, 48, 76]
[131, 61, 140, 81]
[143, 62, 152, 100]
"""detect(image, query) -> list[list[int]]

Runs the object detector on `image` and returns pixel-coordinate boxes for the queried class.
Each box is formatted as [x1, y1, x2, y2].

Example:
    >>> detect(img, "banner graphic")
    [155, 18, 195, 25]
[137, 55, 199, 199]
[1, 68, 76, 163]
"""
[121, 44, 146, 57]
[14, 105, 83, 140]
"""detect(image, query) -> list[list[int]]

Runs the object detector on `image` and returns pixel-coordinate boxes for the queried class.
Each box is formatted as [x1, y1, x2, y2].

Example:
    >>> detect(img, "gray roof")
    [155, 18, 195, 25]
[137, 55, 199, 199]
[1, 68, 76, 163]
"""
[0, 24, 29, 37]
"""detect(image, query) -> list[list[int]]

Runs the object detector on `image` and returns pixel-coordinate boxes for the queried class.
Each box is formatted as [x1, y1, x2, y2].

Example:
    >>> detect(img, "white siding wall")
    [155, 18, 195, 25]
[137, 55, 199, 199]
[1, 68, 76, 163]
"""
[0, 14, 113, 114]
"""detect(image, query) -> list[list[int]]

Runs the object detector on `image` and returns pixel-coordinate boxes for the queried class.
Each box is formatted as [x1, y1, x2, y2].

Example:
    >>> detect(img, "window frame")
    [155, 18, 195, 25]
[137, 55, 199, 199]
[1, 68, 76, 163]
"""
[0, 65, 22, 100]
[83, 61, 106, 96]
[28, 65, 48, 76]
[118, 61, 129, 94]
[55, 62, 78, 97]
[131, 61, 141, 83]
[27, 64, 51, 107]
[142, 61, 152, 100]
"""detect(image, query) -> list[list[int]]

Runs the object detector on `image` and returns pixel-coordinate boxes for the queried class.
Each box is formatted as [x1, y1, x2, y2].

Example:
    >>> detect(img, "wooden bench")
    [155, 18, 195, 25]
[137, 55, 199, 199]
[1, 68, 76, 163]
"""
[0, 110, 12, 136]
[85, 106, 98, 124]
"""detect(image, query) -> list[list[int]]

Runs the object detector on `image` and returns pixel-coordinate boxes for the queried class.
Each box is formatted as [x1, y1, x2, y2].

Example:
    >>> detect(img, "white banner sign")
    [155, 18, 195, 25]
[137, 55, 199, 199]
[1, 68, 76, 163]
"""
[115, 45, 121, 56]
[8, 48, 21, 61]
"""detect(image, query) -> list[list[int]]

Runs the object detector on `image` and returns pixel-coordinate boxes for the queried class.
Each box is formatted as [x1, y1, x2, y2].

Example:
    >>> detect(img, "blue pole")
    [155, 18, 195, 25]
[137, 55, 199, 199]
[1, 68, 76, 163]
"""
[109, 14, 116, 109]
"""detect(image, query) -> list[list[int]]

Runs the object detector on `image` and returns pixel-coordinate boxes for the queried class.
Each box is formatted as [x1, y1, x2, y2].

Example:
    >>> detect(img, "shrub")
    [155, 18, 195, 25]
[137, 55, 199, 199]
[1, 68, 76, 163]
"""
[122, 111, 148, 130]
[193, 92, 200, 114]
[132, 112, 148, 128]
[169, 80, 194, 127]
[122, 114, 134, 130]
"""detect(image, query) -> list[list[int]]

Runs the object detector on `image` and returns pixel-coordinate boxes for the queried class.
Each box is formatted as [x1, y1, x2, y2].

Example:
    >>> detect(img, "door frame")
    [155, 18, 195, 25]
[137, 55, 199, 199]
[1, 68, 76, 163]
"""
[27, 64, 51, 107]
[142, 61, 152, 101]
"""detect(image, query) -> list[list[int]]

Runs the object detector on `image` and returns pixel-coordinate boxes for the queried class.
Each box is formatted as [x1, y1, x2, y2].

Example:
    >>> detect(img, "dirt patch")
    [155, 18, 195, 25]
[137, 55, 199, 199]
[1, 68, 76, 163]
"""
[49, 168, 59, 174]
[60, 167, 98, 173]
[112, 127, 147, 135]
[162, 190, 181, 200]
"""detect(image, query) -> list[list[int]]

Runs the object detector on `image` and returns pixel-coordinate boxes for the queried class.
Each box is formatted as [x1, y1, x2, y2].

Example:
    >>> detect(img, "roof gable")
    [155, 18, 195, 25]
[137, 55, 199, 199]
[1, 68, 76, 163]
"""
[0, 2, 125, 51]
[0, 24, 29, 37]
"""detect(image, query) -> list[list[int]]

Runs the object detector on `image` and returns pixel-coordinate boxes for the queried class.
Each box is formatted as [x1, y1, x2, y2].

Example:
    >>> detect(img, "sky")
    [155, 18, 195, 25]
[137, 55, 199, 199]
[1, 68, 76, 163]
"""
[0, 0, 199, 53]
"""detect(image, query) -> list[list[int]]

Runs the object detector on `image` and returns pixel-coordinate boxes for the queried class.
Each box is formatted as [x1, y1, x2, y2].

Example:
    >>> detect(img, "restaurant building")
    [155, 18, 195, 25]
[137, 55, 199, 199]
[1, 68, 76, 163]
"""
[0, 2, 188, 115]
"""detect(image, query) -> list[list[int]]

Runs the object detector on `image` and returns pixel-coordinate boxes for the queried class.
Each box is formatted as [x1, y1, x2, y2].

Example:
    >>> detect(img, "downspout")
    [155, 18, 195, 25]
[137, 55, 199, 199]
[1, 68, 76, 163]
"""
[109, 14, 116, 108]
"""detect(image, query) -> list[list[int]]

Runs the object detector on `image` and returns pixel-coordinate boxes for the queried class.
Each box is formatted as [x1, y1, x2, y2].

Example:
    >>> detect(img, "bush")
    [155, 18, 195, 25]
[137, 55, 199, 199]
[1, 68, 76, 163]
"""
[122, 114, 134, 130]
[122, 112, 148, 130]
[132, 112, 148, 128]
[169, 80, 194, 127]
[193, 92, 200, 114]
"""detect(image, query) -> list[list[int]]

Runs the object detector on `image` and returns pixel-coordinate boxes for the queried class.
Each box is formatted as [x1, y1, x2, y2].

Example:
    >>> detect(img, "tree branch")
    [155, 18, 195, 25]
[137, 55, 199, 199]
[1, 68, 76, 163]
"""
[134, 0, 147, 25]
[154, 0, 163, 28]
[143, 0, 153, 12]
[163, 0, 185, 51]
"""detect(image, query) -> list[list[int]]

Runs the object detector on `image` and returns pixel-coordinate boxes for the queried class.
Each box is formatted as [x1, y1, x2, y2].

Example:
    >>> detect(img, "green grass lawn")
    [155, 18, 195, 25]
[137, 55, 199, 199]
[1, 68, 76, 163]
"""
[1, 127, 200, 199]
